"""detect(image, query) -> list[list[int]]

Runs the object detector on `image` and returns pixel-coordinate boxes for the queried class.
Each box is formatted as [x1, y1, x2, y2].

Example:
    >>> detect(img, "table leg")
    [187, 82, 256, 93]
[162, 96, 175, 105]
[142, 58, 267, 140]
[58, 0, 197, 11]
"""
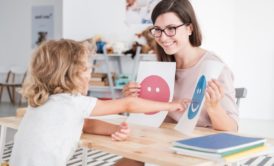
[0, 126, 7, 163]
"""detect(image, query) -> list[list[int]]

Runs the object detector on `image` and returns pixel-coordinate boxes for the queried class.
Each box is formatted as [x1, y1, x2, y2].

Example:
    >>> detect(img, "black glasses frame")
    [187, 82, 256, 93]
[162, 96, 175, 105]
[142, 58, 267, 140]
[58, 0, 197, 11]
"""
[149, 23, 186, 38]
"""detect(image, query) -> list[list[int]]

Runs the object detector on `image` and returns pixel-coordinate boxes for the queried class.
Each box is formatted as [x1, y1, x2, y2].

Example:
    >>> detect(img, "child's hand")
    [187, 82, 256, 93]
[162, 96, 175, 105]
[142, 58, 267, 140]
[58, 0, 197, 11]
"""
[111, 122, 130, 141]
[122, 82, 141, 97]
[181, 98, 191, 110]
[205, 79, 224, 109]
[169, 99, 191, 112]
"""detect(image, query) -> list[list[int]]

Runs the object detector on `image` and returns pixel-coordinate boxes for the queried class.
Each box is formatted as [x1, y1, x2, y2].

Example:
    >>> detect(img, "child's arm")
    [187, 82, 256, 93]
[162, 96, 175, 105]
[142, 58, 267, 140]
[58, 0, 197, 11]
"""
[91, 97, 187, 116]
[83, 119, 118, 136]
[83, 119, 130, 141]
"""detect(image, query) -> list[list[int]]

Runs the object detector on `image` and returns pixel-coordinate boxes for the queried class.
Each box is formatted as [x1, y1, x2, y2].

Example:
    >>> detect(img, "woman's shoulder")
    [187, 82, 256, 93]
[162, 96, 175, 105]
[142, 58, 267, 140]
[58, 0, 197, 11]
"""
[202, 51, 234, 76]
[203, 51, 224, 63]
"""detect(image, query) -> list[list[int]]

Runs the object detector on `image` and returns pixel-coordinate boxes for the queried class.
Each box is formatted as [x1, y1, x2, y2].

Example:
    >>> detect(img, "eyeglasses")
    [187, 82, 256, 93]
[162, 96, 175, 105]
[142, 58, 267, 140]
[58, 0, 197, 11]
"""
[149, 24, 186, 38]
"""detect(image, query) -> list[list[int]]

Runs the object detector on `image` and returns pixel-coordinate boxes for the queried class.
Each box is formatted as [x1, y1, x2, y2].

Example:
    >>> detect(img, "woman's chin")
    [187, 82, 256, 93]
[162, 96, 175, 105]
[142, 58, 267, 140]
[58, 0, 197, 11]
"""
[164, 49, 176, 55]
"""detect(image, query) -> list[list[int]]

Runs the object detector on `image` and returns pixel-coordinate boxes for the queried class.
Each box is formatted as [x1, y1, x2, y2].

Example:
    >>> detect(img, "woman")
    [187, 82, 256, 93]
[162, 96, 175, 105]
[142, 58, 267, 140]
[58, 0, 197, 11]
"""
[117, 1, 238, 165]
[124, 0, 238, 131]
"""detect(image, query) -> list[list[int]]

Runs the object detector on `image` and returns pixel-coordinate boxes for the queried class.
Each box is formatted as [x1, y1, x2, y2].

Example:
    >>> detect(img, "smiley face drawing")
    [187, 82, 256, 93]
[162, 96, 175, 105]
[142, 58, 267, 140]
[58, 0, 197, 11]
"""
[139, 75, 170, 115]
[188, 75, 207, 119]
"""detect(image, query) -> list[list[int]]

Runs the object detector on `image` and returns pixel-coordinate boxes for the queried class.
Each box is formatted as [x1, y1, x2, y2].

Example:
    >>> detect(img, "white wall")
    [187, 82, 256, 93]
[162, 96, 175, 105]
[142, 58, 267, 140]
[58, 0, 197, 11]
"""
[0, 1, 31, 69]
[0, 0, 62, 101]
[1, 0, 274, 120]
[62, 0, 149, 44]
[192, 0, 274, 120]
[192, 0, 236, 66]
[62, 0, 127, 40]
[0, 0, 62, 68]
[234, 0, 274, 119]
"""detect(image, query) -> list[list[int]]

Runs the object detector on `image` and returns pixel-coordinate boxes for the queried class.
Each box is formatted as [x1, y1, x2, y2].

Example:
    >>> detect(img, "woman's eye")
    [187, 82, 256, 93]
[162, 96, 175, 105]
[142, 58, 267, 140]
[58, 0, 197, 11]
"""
[167, 27, 176, 31]
[154, 28, 162, 32]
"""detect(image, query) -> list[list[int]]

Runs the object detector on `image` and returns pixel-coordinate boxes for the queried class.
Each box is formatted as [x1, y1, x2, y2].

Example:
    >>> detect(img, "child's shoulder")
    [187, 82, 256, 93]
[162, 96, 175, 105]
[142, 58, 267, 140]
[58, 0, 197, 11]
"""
[47, 93, 97, 114]
[50, 93, 97, 101]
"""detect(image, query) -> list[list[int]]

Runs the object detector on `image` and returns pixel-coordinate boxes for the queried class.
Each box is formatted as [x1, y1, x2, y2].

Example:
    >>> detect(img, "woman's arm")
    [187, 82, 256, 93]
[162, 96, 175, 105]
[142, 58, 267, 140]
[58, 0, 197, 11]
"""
[205, 79, 238, 131]
[206, 104, 238, 131]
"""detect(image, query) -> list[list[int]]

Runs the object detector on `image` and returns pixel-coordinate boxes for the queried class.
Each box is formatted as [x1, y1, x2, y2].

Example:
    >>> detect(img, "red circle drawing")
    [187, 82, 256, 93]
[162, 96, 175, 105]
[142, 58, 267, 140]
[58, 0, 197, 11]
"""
[139, 75, 170, 115]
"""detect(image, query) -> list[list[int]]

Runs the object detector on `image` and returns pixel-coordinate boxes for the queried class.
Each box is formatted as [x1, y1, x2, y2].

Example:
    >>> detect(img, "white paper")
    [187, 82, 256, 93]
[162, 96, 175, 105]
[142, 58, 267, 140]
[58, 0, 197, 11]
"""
[175, 60, 224, 135]
[199, 60, 225, 81]
[127, 61, 176, 127]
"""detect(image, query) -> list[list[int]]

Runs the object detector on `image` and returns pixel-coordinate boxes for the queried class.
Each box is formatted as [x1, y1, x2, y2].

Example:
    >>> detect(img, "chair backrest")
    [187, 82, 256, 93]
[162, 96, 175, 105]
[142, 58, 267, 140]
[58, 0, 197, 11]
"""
[235, 87, 247, 107]
[0, 66, 10, 83]
[8, 66, 26, 84]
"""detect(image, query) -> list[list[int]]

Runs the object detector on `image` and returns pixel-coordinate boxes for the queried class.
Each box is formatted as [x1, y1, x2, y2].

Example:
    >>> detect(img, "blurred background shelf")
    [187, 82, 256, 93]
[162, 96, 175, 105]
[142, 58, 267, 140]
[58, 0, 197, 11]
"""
[88, 47, 156, 99]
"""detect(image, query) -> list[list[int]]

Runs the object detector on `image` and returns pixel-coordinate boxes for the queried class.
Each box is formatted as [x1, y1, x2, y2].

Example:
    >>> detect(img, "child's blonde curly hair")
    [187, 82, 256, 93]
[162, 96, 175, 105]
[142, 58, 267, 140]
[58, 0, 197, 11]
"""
[23, 39, 95, 107]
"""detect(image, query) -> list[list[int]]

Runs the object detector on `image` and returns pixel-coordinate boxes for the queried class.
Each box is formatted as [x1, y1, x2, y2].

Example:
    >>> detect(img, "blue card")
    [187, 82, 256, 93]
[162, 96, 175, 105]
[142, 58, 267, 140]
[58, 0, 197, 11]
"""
[175, 75, 207, 135]
[188, 75, 206, 119]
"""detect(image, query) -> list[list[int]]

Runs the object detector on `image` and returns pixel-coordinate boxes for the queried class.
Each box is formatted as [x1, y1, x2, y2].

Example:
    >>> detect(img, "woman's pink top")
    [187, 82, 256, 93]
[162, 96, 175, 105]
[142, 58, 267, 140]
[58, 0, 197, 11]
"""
[168, 51, 239, 128]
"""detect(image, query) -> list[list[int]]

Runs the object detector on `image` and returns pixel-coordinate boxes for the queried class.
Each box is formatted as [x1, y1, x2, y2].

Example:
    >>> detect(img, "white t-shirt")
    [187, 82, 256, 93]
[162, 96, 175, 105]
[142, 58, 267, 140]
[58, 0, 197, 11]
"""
[10, 93, 97, 166]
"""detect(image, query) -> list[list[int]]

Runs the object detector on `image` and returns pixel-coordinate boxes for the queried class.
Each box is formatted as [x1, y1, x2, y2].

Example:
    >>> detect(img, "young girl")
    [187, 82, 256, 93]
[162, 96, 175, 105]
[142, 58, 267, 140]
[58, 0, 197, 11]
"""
[9, 39, 187, 166]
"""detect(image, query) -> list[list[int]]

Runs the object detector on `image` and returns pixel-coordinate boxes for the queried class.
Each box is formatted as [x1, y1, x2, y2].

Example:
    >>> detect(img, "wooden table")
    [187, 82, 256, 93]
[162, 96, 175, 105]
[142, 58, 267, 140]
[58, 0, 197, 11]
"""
[1, 116, 273, 166]
[81, 121, 217, 166]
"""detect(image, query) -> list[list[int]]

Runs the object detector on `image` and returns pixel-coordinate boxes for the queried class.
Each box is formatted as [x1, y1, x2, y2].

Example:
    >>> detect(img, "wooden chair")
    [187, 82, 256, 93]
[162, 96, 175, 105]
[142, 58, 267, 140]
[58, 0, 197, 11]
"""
[0, 70, 12, 103]
[0, 66, 26, 105]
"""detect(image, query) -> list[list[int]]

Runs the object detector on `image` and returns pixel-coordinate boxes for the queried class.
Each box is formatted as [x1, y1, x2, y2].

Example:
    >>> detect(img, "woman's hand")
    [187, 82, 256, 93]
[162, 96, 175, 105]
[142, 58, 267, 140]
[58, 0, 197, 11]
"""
[111, 122, 130, 141]
[205, 79, 224, 110]
[122, 82, 141, 97]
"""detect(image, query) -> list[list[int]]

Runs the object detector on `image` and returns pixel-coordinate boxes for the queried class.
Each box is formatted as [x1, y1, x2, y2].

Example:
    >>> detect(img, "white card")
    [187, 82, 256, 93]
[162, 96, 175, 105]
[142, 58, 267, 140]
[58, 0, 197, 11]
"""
[199, 60, 225, 80]
[175, 60, 224, 135]
[126, 61, 176, 127]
